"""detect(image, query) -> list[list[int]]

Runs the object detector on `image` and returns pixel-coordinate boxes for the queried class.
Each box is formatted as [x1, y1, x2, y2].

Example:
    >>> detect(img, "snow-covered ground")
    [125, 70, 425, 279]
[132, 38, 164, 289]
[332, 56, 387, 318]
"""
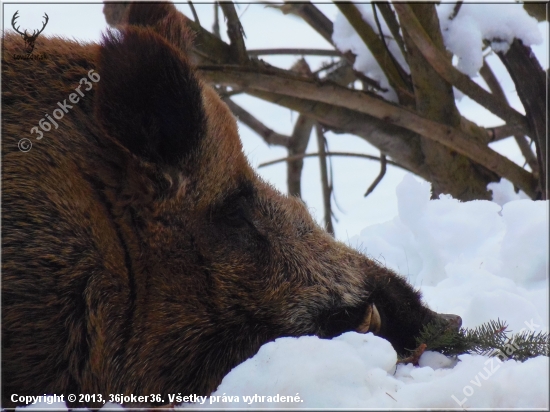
[176, 175, 548, 410]
[18, 176, 549, 410]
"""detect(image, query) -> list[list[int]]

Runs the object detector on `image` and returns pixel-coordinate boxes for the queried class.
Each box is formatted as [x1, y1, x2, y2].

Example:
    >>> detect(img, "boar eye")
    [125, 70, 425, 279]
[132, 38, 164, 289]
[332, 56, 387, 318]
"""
[222, 198, 251, 228]
[224, 206, 247, 228]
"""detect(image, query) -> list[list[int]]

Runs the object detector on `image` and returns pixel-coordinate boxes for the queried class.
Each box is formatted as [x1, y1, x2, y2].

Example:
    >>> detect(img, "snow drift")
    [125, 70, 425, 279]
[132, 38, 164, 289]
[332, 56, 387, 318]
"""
[184, 175, 548, 409]
[17, 175, 548, 410]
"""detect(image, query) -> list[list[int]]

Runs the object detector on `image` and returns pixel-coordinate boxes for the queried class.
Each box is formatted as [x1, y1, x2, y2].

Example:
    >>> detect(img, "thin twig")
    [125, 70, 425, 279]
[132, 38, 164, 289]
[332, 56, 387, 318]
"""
[375, 2, 407, 60]
[364, 154, 387, 197]
[397, 343, 427, 366]
[212, 2, 220, 38]
[223, 98, 290, 147]
[393, 3, 530, 134]
[479, 59, 538, 173]
[247, 48, 340, 57]
[275, 2, 390, 95]
[316, 125, 334, 236]
[372, 3, 409, 89]
[448, 1, 463, 21]
[258, 151, 405, 170]
[187, 1, 201, 26]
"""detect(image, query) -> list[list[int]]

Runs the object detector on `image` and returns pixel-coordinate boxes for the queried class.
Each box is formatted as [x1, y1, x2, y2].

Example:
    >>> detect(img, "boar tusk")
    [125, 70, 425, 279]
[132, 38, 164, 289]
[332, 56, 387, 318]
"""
[370, 304, 381, 334]
[356, 303, 381, 334]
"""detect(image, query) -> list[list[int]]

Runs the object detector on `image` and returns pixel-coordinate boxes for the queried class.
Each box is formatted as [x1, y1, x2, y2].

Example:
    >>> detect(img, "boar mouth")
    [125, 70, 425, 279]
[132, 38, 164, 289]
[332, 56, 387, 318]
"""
[356, 303, 381, 334]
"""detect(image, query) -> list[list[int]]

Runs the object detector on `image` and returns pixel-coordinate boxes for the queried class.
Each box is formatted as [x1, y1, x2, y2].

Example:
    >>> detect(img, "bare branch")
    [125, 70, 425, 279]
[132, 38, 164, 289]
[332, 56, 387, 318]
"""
[479, 59, 538, 174]
[372, 3, 408, 91]
[364, 154, 387, 197]
[316, 125, 334, 235]
[393, 3, 531, 133]
[497, 40, 547, 199]
[185, 18, 233, 64]
[223, 98, 290, 147]
[198, 65, 537, 197]
[287, 115, 315, 198]
[258, 151, 406, 170]
[272, 2, 391, 96]
[336, 3, 413, 104]
[212, 2, 221, 38]
[219, 2, 248, 64]
[375, 2, 407, 59]
[448, 1, 463, 21]
[486, 124, 526, 142]
[286, 59, 316, 198]
[248, 48, 340, 57]
[187, 1, 201, 26]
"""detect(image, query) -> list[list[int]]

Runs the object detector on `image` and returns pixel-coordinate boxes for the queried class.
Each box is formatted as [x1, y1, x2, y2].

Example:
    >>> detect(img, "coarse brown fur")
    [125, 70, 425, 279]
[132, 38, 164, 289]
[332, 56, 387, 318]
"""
[2, 3, 459, 408]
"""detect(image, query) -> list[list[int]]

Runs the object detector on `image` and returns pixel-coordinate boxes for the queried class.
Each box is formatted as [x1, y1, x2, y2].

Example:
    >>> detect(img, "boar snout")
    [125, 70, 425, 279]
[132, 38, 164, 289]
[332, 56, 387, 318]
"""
[436, 313, 462, 329]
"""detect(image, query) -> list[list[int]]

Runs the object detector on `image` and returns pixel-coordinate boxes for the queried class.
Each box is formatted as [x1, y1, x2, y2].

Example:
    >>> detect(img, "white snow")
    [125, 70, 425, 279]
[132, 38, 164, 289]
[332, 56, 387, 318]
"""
[332, 3, 543, 82]
[437, 3, 543, 76]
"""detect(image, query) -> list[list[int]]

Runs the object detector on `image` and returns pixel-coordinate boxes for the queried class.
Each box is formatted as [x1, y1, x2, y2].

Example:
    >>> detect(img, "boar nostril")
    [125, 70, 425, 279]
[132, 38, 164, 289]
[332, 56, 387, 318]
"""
[436, 313, 462, 330]
[356, 304, 381, 334]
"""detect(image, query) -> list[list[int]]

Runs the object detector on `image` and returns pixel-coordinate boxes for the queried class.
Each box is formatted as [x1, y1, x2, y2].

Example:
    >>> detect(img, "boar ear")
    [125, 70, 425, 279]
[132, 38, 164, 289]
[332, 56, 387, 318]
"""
[124, 2, 196, 62]
[124, 2, 176, 27]
[95, 28, 205, 167]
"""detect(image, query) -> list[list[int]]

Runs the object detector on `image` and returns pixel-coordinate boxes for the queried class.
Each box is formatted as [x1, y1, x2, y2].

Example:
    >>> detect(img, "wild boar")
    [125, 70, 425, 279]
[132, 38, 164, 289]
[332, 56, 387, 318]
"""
[2, 3, 460, 408]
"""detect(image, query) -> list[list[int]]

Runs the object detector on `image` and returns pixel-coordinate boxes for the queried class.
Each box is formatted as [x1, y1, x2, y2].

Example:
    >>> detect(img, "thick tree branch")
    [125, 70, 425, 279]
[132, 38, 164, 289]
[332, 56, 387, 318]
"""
[486, 124, 528, 143]
[401, 3, 480, 199]
[212, 2, 220, 38]
[198, 65, 537, 198]
[393, 3, 531, 134]
[185, 18, 234, 64]
[247, 89, 426, 175]
[219, 2, 248, 64]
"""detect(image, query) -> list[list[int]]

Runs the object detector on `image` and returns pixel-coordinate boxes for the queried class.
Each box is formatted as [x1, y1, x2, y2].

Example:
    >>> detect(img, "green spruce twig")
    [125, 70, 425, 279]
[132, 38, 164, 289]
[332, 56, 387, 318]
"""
[404, 318, 549, 362]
